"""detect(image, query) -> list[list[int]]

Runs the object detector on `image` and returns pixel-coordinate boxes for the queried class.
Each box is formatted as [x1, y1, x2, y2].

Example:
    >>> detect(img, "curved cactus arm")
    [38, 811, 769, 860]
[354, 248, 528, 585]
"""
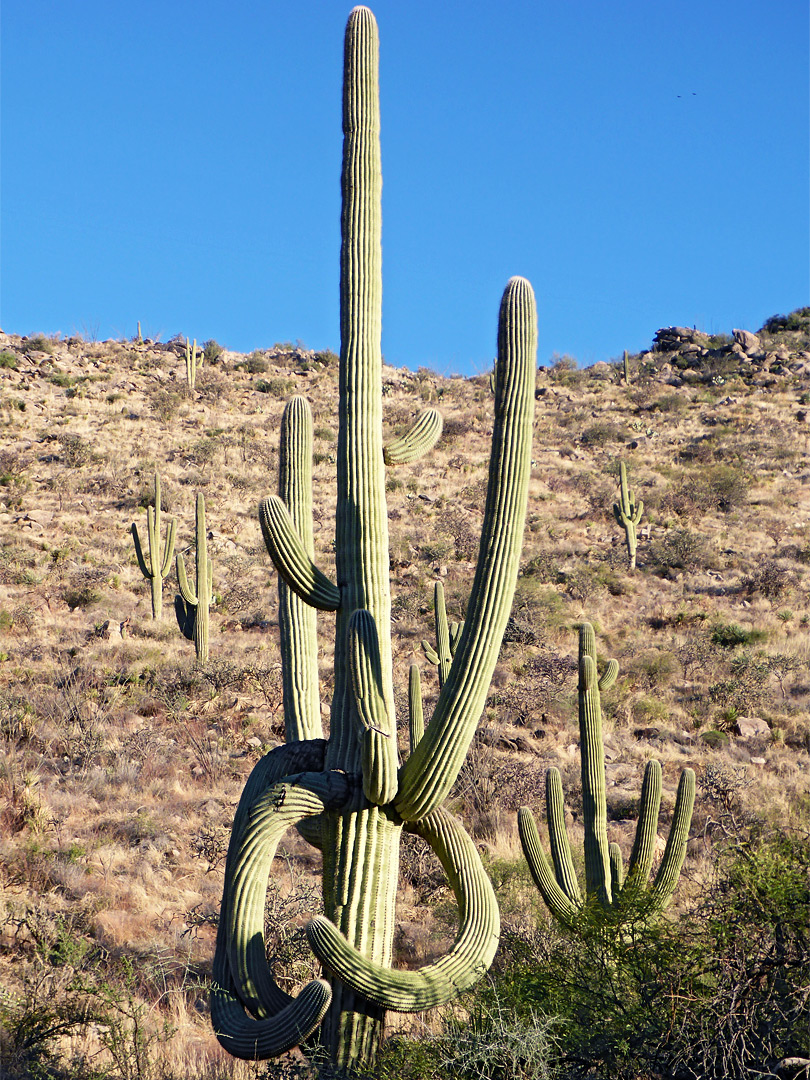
[383, 408, 443, 465]
[348, 609, 398, 805]
[176, 551, 197, 606]
[609, 842, 624, 898]
[224, 771, 352, 1021]
[159, 516, 177, 579]
[517, 807, 579, 926]
[649, 768, 695, 910]
[259, 497, 341, 611]
[307, 807, 499, 1011]
[396, 277, 536, 822]
[131, 521, 152, 580]
[624, 759, 662, 891]
[408, 664, 424, 753]
[545, 768, 582, 906]
[421, 640, 440, 665]
[212, 742, 329, 1056]
[598, 658, 619, 692]
[578, 626, 613, 907]
[278, 396, 322, 742]
[449, 621, 463, 654]
[211, 964, 331, 1061]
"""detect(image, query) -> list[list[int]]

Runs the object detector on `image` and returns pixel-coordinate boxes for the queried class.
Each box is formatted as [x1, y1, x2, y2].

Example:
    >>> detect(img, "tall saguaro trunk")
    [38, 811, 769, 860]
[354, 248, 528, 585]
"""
[211, 7, 537, 1076]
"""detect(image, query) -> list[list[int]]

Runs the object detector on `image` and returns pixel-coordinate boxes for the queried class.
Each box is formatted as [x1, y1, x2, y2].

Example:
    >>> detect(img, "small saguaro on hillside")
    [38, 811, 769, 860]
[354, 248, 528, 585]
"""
[518, 623, 695, 926]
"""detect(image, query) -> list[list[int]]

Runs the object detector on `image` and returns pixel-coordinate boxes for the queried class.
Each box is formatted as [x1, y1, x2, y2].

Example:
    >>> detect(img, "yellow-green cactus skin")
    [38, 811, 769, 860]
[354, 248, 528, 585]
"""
[212, 7, 536, 1073]
[518, 623, 695, 927]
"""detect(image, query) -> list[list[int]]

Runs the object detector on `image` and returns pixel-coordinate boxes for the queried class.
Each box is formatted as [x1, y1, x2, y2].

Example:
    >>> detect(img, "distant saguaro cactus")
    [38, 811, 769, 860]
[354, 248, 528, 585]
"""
[613, 460, 643, 570]
[518, 623, 695, 926]
[131, 471, 175, 620]
[184, 337, 202, 390]
[175, 492, 212, 662]
[210, 8, 537, 1075]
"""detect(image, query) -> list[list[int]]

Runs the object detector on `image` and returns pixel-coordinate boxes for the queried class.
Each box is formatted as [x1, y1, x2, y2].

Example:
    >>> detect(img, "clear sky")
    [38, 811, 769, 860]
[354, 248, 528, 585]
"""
[2, 1, 808, 374]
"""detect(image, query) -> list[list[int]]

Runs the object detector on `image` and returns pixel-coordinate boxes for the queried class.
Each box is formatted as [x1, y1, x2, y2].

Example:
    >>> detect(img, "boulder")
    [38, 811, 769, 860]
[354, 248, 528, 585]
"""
[734, 716, 770, 739]
[732, 328, 761, 354]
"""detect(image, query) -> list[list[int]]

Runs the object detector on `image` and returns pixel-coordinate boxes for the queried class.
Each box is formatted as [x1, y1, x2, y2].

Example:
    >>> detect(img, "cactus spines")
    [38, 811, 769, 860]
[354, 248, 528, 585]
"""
[518, 622, 695, 926]
[213, 8, 535, 1074]
[613, 460, 643, 571]
[277, 396, 322, 742]
[184, 337, 201, 390]
[175, 492, 213, 662]
[131, 471, 176, 619]
[383, 408, 443, 465]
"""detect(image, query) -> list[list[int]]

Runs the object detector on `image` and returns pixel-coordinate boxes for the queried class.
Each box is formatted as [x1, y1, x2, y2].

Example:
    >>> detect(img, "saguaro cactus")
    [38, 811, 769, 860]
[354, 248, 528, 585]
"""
[131, 471, 176, 620]
[518, 623, 695, 926]
[184, 337, 201, 390]
[211, 8, 537, 1074]
[175, 492, 213, 662]
[613, 460, 643, 570]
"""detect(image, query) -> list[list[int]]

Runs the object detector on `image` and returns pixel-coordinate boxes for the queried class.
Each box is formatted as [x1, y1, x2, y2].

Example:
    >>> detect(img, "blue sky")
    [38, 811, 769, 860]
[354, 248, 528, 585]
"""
[2, 1, 808, 374]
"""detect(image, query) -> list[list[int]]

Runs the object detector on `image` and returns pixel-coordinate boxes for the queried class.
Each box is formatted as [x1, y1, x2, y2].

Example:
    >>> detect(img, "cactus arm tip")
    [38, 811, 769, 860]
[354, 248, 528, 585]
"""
[517, 806, 579, 925]
[260, 497, 340, 611]
[307, 808, 499, 1011]
[383, 408, 443, 465]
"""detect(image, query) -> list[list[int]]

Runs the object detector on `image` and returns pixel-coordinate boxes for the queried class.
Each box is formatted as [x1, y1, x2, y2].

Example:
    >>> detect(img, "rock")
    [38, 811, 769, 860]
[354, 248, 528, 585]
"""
[734, 716, 770, 739]
[751, 757, 766, 766]
[19, 509, 54, 527]
[732, 329, 760, 353]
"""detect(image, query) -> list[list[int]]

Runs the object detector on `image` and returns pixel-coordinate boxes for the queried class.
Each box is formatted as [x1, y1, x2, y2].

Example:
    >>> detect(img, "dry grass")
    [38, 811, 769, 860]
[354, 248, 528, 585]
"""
[1, 321, 809, 1077]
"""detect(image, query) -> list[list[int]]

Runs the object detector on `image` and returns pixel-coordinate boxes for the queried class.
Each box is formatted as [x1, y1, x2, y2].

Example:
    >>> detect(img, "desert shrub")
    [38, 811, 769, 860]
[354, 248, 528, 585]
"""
[0, 350, 18, 369]
[580, 421, 624, 447]
[242, 353, 268, 374]
[741, 559, 793, 599]
[458, 828, 810, 1080]
[56, 433, 95, 468]
[202, 338, 223, 363]
[650, 527, 711, 572]
[256, 377, 295, 395]
[23, 335, 55, 354]
[711, 622, 766, 649]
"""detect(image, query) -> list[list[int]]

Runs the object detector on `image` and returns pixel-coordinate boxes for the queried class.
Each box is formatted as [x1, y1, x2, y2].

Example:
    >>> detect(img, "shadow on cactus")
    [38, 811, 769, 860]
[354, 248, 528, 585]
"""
[211, 7, 537, 1076]
[518, 623, 695, 927]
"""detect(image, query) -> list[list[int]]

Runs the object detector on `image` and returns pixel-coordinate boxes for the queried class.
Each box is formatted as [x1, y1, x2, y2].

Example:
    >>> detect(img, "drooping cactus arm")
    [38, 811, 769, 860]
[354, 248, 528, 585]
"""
[517, 806, 579, 926]
[396, 277, 536, 822]
[131, 521, 152, 581]
[348, 609, 398, 804]
[650, 767, 695, 910]
[176, 551, 197, 606]
[383, 408, 443, 465]
[223, 771, 352, 1021]
[212, 742, 330, 1056]
[307, 807, 499, 1010]
[624, 759, 662, 890]
[278, 396, 322, 742]
[408, 664, 424, 752]
[211, 962, 332, 1061]
[259, 497, 341, 611]
[545, 768, 582, 905]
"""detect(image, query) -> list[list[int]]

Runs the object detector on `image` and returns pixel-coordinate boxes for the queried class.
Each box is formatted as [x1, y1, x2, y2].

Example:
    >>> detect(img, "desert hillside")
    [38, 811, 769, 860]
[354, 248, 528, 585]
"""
[1, 309, 809, 1079]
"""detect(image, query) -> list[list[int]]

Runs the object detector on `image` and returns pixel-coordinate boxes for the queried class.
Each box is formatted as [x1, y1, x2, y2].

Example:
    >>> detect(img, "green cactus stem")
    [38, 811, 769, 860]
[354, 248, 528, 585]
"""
[277, 396, 322, 742]
[383, 408, 443, 464]
[613, 460, 643, 571]
[420, 581, 461, 687]
[184, 337, 201, 390]
[213, 7, 536, 1074]
[518, 622, 695, 926]
[175, 492, 213, 662]
[622, 348, 630, 385]
[131, 471, 176, 619]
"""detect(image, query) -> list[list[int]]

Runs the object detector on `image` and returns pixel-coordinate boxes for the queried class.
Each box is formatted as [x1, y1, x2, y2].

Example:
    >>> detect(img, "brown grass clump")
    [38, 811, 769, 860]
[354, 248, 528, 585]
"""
[1, 317, 809, 1077]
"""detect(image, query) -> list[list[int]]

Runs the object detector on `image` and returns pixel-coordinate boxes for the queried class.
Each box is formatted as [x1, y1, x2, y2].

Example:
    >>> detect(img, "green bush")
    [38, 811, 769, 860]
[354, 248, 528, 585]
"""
[0, 351, 18, 370]
[455, 828, 810, 1080]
